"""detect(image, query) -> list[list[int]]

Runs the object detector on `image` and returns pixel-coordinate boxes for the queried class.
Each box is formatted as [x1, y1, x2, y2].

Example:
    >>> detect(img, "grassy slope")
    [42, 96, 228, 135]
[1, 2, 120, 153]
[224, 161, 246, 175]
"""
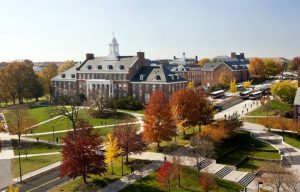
[272, 131, 300, 149]
[11, 154, 61, 178]
[120, 166, 243, 192]
[247, 99, 291, 116]
[50, 159, 151, 192]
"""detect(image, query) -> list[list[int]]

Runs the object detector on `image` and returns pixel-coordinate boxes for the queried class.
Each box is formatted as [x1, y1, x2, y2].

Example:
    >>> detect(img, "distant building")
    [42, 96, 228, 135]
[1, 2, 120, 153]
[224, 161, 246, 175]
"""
[51, 37, 187, 103]
[201, 52, 250, 87]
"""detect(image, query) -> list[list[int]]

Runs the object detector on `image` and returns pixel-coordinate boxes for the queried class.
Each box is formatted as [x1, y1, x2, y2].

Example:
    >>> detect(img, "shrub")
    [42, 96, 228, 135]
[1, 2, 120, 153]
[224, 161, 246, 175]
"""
[113, 97, 143, 111]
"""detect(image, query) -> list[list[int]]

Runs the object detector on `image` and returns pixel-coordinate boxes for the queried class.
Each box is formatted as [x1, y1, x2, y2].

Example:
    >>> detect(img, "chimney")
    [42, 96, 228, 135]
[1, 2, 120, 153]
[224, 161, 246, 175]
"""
[231, 52, 236, 59]
[173, 56, 176, 60]
[137, 52, 145, 60]
[195, 55, 198, 63]
[240, 53, 245, 58]
[86, 53, 94, 60]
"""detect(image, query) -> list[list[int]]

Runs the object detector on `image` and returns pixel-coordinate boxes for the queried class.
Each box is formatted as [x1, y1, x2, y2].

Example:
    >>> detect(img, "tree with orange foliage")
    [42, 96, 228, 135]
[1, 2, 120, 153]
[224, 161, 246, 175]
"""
[156, 162, 177, 192]
[170, 89, 195, 135]
[143, 91, 176, 147]
[248, 58, 265, 79]
[199, 173, 216, 192]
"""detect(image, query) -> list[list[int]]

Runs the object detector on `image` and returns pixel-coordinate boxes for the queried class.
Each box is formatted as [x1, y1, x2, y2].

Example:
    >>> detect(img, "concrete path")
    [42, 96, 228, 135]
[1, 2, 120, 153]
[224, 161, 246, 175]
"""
[22, 121, 140, 137]
[13, 152, 61, 159]
[97, 161, 162, 192]
[0, 113, 13, 189]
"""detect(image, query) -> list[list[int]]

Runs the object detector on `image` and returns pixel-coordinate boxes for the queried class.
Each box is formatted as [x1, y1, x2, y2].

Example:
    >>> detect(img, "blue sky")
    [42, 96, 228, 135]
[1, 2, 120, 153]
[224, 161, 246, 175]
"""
[0, 0, 299, 61]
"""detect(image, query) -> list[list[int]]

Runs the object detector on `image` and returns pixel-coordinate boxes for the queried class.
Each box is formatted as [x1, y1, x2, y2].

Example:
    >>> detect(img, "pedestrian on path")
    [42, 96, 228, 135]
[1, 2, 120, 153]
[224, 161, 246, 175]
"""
[164, 155, 167, 162]
[37, 137, 39, 142]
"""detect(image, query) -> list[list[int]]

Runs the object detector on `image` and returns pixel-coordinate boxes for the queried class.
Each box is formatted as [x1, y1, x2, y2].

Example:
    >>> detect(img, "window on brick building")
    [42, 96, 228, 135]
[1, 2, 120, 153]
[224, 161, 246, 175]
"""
[97, 65, 102, 70]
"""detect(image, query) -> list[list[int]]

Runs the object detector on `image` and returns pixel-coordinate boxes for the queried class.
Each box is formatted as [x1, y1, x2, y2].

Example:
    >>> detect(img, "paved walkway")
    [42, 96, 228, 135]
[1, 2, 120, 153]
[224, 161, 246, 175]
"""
[0, 113, 13, 189]
[13, 152, 61, 159]
[97, 161, 162, 192]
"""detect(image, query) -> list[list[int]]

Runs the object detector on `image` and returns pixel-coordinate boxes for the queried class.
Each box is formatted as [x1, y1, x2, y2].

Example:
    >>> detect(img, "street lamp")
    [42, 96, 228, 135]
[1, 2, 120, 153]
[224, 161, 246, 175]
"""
[251, 144, 254, 173]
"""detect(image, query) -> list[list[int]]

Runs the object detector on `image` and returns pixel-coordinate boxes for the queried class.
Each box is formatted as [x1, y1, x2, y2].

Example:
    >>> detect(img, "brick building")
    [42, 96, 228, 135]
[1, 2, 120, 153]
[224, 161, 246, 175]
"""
[51, 37, 187, 103]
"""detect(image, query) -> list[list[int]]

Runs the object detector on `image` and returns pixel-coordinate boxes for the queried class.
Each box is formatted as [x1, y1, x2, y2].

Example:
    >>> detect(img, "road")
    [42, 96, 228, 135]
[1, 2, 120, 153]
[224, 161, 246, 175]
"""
[17, 166, 69, 192]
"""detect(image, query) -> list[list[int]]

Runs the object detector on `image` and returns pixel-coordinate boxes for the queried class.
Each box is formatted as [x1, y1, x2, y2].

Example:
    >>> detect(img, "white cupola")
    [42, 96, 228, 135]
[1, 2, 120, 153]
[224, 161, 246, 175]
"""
[107, 35, 120, 60]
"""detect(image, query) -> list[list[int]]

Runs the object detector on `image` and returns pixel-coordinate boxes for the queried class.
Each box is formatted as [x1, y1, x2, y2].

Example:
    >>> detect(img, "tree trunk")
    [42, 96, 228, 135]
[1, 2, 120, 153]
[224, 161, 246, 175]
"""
[121, 155, 124, 176]
[178, 174, 181, 187]
[126, 154, 129, 163]
[157, 142, 160, 148]
[35, 97, 38, 102]
[111, 161, 114, 175]
[83, 174, 87, 184]
[199, 124, 201, 132]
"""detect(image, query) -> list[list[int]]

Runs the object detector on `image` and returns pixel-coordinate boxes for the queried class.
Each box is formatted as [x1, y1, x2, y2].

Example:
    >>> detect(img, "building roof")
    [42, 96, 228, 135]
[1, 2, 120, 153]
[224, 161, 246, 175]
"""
[51, 65, 78, 81]
[77, 56, 138, 73]
[223, 61, 249, 70]
[201, 62, 223, 71]
[294, 87, 300, 105]
[165, 63, 201, 72]
[131, 65, 186, 83]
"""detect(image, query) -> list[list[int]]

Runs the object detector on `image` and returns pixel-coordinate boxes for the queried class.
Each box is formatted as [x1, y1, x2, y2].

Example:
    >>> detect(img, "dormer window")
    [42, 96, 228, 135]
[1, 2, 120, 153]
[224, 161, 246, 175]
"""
[107, 65, 113, 70]
[119, 65, 124, 70]
[61, 74, 66, 78]
[154, 75, 161, 80]
[97, 65, 102, 70]
[140, 74, 144, 81]
[87, 65, 92, 70]
[71, 74, 75, 78]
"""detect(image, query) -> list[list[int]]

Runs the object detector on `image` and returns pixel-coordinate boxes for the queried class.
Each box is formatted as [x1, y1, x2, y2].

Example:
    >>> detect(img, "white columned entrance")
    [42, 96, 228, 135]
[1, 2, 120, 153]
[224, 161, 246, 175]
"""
[86, 79, 114, 98]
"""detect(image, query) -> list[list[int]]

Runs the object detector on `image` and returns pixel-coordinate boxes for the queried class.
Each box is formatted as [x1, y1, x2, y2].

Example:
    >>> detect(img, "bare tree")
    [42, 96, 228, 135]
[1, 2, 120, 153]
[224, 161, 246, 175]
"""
[85, 90, 115, 118]
[7, 106, 35, 181]
[260, 162, 288, 192]
[190, 135, 215, 172]
[52, 93, 84, 130]
[285, 170, 300, 192]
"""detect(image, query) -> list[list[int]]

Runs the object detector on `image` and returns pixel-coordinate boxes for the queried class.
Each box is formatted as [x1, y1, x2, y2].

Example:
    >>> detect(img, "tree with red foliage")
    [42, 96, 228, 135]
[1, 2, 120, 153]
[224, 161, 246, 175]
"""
[143, 91, 176, 147]
[60, 119, 106, 183]
[156, 162, 176, 192]
[199, 173, 216, 192]
[112, 121, 147, 175]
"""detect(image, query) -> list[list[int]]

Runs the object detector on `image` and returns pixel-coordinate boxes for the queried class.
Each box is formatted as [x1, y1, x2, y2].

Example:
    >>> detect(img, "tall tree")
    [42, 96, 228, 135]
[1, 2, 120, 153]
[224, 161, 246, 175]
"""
[60, 120, 106, 183]
[58, 60, 75, 73]
[243, 80, 252, 89]
[248, 58, 265, 79]
[264, 59, 281, 77]
[53, 93, 84, 130]
[170, 89, 196, 135]
[143, 91, 176, 148]
[105, 133, 121, 175]
[112, 121, 147, 164]
[39, 64, 58, 95]
[7, 106, 35, 181]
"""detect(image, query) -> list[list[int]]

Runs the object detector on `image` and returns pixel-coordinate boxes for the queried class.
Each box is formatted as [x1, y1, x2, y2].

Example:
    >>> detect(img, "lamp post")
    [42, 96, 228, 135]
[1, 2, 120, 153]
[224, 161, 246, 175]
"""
[251, 144, 254, 173]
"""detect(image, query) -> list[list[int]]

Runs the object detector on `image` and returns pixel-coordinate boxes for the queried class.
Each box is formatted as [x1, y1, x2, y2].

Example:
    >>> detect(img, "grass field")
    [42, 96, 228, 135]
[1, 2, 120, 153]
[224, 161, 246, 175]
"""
[11, 154, 61, 178]
[271, 131, 300, 149]
[11, 139, 61, 155]
[29, 110, 136, 133]
[50, 158, 151, 192]
[216, 131, 280, 169]
[247, 99, 292, 116]
[237, 159, 267, 172]
[27, 127, 113, 143]
[120, 166, 243, 192]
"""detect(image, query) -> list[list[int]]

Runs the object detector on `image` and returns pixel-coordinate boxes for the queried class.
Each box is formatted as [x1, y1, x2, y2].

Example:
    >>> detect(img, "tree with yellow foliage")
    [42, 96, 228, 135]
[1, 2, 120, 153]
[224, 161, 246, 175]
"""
[229, 80, 238, 95]
[198, 58, 210, 66]
[187, 81, 195, 89]
[243, 80, 252, 89]
[105, 133, 122, 175]
[7, 185, 19, 192]
[271, 80, 297, 102]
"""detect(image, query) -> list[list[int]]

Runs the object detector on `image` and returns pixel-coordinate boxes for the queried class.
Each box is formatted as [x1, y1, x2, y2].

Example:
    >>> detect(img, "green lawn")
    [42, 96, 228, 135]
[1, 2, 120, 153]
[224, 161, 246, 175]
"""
[120, 166, 243, 192]
[30, 111, 136, 133]
[28, 106, 54, 123]
[237, 159, 266, 172]
[27, 127, 113, 143]
[50, 158, 151, 192]
[11, 139, 61, 155]
[272, 131, 300, 149]
[11, 154, 61, 178]
[247, 99, 292, 116]
[216, 131, 280, 170]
